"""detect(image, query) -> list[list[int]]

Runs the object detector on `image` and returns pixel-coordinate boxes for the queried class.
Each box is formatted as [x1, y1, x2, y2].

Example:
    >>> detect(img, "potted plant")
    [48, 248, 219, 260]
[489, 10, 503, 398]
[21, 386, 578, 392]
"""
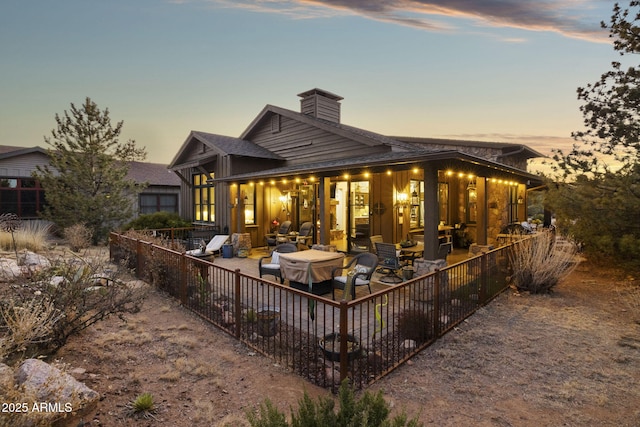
[319, 333, 361, 362]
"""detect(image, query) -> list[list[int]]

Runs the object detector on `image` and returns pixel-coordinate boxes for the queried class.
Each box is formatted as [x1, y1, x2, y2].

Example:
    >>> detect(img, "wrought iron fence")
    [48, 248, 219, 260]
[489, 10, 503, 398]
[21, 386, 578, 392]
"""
[110, 232, 512, 390]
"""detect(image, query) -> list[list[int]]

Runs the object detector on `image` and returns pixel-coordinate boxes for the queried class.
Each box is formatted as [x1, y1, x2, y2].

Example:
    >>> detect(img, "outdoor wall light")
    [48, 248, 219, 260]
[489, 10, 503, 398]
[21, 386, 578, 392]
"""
[411, 190, 419, 206]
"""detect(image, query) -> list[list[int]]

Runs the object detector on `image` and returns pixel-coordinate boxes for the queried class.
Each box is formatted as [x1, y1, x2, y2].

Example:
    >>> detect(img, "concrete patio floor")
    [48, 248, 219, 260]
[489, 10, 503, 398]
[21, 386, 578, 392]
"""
[208, 245, 471, 300]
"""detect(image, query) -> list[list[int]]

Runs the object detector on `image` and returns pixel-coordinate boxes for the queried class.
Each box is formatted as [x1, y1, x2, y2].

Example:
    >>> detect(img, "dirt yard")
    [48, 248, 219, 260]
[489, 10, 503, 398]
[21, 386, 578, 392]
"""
[9, 253, 640, 426]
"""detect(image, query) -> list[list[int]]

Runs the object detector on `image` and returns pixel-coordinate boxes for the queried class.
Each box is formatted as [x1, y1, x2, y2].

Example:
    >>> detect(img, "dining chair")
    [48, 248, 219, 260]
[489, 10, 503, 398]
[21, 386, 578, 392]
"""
[258, 243, 297, 283]
[375, 242, 404, 283]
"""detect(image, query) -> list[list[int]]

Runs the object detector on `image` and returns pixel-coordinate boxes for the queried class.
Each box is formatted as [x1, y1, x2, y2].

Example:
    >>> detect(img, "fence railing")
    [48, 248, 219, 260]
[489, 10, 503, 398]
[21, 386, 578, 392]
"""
[109, 232, 512, 390]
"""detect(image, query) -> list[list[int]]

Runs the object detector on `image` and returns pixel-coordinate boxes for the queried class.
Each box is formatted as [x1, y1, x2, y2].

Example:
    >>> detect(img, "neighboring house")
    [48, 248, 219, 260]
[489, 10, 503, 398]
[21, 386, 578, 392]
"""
[0, 145, 181, 219]
[165, 88, 544, 259]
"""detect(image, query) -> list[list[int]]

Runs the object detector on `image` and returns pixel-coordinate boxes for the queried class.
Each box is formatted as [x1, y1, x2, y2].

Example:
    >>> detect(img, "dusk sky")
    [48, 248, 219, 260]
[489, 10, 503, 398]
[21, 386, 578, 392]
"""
[0, 1, 620, 167]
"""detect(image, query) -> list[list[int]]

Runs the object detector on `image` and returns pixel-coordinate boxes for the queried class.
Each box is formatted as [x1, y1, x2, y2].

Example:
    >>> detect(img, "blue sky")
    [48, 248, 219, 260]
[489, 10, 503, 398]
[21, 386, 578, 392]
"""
[0, 0, 619, 166]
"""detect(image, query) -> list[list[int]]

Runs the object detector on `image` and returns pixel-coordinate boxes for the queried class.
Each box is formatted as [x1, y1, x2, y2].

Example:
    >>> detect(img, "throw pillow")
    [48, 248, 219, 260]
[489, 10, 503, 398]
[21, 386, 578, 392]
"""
[271, 251, 280, 264]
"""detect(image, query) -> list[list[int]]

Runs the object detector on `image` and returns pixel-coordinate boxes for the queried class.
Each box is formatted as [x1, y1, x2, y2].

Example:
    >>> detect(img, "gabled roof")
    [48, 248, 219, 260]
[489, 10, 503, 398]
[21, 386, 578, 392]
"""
[126, 161, 180, 186]
[240, 105, 417, 152]
[0, 145, 48, 159]
[169, 131, 284, 169]
[0, 145, 178, 187]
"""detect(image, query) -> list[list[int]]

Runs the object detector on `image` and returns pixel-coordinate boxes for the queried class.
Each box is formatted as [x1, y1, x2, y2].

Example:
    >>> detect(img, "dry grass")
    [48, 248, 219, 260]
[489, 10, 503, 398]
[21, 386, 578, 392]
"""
[0, 298, 60, 362]
[0, 220, 53, 253]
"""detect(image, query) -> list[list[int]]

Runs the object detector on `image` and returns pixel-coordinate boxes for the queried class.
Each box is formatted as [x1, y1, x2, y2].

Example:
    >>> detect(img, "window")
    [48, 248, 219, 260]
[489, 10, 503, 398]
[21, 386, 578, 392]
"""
[466, 179, 477, 224]
[193, 173, 215, 223]
[438, 182, 449, 224]
[0, 178, 45, 218]
[409, 179, 423, 229]
[241, 184, 255, 224]
[139, 194, 178, 214]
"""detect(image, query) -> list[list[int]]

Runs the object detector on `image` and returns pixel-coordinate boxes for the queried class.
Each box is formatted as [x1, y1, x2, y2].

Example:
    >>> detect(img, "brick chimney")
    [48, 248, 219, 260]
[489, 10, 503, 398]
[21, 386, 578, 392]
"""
[298, 88, 343, 123]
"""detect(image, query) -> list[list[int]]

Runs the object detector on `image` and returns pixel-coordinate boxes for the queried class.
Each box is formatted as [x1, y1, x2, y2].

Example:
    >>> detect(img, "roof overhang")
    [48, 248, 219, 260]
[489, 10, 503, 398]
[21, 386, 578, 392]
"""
[211, 150, 543, 187]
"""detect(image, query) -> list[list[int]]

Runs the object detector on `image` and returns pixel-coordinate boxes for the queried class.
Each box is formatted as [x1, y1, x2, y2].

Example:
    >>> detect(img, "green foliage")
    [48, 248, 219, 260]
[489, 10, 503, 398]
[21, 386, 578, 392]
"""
[131, 392, 155, 412]
[123, 211, 192, 231]
[547, 2, 640, 272]
[246, 399, 288, 427]
[127, 392, 158, 419]
[246, 380, 422, 427]
[34, 98, 147, 244]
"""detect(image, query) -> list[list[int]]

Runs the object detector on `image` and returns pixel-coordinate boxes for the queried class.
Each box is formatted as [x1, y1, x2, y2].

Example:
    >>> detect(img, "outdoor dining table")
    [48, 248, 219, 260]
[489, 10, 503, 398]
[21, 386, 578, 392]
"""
[397, 241, 424, 263]
[278, 249, 345, 295]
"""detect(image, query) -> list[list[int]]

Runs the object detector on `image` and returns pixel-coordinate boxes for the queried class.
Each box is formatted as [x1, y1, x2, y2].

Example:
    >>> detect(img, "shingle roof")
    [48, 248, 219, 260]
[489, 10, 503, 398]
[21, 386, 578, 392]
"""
[192, 131, 284, 160]
[126, 161, 180, 186]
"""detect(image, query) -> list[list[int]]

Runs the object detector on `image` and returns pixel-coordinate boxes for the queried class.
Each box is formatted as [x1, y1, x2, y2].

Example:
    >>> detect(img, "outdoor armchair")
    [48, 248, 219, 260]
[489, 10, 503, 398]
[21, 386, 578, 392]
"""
[375, 242, 405, 283]
[331, 252, 378, 300]
[264, 220, 292, 249]
[292, 221, 314, 248]
[258, 243, 297, 283]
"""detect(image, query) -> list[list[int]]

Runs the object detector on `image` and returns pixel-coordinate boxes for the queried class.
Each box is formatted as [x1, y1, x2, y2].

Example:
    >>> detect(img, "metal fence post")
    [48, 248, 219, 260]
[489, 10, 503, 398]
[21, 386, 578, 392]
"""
[434, 270, 441, 337]
[480, 253, 488, 303]
[235, 269, 242, 339]
[339, 300, 348, 382]
[179, 253, 188, 304]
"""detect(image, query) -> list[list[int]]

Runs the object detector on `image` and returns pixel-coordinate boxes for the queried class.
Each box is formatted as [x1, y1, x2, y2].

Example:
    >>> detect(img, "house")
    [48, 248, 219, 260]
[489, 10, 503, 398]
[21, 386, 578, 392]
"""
[168, 88, 544, 259]
[0, 145, 181, 219]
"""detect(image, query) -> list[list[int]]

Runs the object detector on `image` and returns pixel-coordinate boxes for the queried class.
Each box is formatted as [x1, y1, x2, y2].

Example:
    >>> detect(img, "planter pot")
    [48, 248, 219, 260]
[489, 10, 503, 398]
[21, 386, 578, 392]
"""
[319, 333, 361, 362]
[257, 307, 280, 337]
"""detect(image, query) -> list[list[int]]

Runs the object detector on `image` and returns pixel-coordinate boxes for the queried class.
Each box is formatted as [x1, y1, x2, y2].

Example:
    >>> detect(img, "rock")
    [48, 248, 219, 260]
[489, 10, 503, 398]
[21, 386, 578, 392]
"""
[20, 251, 51, 270]
[0, 258, 22, 280]
[14, 359, 99, 423]
[402, 339, 417, 350]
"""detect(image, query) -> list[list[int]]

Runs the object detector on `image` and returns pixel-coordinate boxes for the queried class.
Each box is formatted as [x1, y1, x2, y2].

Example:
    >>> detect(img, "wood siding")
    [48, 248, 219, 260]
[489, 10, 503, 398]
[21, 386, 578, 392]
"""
[300, 94, 340, 123]
[0, 153, 51, 177]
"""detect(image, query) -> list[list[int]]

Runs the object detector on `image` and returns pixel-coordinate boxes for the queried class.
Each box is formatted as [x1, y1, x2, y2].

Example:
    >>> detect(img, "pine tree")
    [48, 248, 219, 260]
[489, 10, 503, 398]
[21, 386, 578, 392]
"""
[35, 98, 147, 243]
[547, 1, 640, 269]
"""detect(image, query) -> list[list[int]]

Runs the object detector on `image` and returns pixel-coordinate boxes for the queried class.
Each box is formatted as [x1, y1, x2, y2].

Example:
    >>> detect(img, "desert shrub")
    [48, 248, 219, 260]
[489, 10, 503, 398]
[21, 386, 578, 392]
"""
[0, 299, 60, 363]
[508, 229, 579, 294]
[127, 392, 158, 419]
[123, 211, 192, 231]
[397, 309, 433, 344]
[246, 380, 422, 427]
[0, 251, 147, 364]
[63, 223, 93, 251]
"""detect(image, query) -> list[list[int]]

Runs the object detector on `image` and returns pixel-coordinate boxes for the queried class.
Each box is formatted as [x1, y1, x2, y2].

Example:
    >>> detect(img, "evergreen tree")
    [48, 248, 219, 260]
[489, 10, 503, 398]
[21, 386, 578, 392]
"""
[35, 98, 147, 243]
[547, 1, 640, 270]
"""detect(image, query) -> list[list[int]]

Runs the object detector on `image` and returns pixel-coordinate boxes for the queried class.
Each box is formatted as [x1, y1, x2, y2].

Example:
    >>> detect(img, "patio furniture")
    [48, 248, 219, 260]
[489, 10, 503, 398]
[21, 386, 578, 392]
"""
[398, 241, 424, 265]
[279, 249, 345, 295]
[185, 234, 229, 257]
[349, 223, 371, 254]
[264, 220, 292, 248]
[290, 221, 314, 248]
[437, 242, 453, 261]
[331, 252, 378, 300]
[375, 242, 405, 284]
[258, 243, 297, 283]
